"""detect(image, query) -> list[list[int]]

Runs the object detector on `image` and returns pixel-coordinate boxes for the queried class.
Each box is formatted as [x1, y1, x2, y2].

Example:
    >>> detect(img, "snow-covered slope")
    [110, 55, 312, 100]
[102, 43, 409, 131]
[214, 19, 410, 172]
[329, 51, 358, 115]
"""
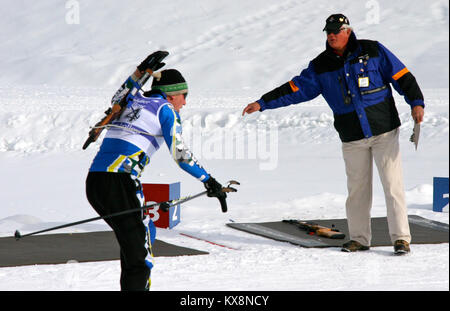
[1, 0, 448, 91]
[0, 0, 448, 291]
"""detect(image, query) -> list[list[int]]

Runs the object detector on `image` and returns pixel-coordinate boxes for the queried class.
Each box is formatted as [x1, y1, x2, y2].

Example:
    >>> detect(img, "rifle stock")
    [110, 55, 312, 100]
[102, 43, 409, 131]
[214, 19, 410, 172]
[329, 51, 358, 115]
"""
[82, 50, 169, 150]
[82, 104, 123, 150]
[82, 69, 152, 150]
[315, 227, 345, 239]
[283, 219, 345, 239]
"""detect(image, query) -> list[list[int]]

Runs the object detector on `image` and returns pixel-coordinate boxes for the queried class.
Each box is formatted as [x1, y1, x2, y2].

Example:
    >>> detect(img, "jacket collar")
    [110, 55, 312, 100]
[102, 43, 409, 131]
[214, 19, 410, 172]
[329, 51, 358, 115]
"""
[142, 89, 167, 99]
[325, 31, 359, 60]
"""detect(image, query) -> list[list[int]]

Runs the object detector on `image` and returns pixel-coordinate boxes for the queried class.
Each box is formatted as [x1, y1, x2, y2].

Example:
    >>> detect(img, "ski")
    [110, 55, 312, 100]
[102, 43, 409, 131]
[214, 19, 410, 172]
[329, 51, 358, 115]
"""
[282, 219, 346, 239]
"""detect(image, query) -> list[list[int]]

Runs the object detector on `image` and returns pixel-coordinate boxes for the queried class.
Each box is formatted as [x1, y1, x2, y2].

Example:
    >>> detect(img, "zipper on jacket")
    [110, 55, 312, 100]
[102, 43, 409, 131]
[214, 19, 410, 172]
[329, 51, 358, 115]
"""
[360, 85, 387, 95]
[338, 76, 352, 105]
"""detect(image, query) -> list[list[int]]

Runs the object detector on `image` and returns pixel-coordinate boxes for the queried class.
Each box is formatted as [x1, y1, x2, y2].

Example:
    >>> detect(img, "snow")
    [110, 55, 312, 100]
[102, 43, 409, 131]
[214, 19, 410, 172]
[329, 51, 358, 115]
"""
[0, 0, 448, 292]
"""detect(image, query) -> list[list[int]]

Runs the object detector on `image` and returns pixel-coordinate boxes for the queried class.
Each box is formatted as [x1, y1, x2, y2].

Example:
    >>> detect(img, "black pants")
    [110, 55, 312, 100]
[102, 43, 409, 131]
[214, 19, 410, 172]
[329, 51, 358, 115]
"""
[86, 171, 151, 291]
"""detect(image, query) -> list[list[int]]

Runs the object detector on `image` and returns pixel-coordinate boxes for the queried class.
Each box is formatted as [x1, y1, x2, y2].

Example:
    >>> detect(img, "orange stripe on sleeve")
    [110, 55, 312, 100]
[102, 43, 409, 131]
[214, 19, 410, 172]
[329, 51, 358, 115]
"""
[289, 80, 299, 92]
[392, 67, 409, 81]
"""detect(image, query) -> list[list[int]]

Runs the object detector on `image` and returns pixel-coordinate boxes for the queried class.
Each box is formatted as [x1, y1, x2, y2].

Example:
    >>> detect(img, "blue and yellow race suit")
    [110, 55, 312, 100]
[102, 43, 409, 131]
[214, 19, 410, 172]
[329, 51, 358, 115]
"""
[88, 88, 209, 285]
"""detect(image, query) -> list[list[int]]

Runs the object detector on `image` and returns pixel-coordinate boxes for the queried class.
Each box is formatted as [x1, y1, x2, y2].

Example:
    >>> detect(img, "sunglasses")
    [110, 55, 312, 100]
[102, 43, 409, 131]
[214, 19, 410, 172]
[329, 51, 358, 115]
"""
[325, 28, 345, 35]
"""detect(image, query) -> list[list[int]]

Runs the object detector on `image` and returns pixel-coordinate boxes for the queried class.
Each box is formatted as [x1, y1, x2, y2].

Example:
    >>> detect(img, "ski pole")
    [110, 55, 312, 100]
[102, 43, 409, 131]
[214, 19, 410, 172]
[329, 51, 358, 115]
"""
[14, 190, 208, 241]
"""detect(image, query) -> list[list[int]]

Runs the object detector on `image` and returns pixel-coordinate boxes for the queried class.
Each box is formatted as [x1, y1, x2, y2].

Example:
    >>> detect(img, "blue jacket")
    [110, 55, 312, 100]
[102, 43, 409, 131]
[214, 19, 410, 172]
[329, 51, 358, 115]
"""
[257, 32, 424, 142]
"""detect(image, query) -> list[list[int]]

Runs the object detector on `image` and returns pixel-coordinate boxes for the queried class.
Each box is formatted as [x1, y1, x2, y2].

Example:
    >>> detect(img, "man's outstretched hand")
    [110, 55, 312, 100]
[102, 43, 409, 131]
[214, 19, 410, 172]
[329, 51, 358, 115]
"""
[242, 102, 261, 116]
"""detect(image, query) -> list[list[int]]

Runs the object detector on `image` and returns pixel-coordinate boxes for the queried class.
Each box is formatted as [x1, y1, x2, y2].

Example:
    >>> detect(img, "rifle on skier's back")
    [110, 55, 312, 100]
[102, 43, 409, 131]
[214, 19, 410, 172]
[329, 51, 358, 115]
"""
[82, 51, 169, 150]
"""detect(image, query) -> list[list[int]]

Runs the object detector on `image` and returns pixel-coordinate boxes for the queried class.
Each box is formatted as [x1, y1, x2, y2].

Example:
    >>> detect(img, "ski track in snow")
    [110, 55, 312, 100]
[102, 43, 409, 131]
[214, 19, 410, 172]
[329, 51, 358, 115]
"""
[0, 86, 448, 153]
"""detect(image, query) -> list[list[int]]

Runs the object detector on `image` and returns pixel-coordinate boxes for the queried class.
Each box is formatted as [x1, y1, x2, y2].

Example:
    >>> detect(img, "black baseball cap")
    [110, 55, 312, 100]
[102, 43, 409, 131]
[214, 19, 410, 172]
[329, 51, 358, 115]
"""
[323, 14, 350, 32]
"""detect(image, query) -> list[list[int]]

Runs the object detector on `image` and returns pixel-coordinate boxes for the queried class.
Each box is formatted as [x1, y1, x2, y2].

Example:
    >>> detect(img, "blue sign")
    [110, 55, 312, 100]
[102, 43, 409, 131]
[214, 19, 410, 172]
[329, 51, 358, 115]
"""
[433, 177, 449, 212]
[169, 182, 181, 228]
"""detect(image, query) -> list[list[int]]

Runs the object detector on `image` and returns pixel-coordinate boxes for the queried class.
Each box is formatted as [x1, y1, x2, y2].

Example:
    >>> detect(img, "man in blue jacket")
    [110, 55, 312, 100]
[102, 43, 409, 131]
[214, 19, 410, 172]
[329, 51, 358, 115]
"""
[242, 14, 424, 255]
[86, 63, 226, 290]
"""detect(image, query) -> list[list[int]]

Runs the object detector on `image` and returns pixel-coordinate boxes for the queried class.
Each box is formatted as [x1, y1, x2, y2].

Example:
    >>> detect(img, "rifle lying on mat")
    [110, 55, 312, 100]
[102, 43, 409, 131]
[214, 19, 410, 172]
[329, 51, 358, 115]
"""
[282, 219, 345, 239]
[82, 51, 169, 150]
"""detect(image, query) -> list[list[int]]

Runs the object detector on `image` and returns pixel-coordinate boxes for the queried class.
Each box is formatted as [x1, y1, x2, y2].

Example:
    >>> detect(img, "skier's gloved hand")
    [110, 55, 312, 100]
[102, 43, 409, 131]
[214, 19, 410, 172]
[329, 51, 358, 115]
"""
[152, 62, 165, 72]
[137, 50, 169, 72]
[204, 176, 224, 198]
[204, 176, 228, 213]
[159, 202, 170, 213]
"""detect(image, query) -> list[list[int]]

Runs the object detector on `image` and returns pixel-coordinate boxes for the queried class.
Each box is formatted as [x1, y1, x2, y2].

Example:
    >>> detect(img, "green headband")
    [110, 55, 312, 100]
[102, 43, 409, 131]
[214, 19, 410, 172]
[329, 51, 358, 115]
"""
[152, 82, 188, 95]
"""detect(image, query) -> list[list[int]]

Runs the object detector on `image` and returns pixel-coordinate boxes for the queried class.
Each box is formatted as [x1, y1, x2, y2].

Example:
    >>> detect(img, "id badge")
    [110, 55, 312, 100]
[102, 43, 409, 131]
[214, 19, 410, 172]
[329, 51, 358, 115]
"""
[358, 77, 370, 88]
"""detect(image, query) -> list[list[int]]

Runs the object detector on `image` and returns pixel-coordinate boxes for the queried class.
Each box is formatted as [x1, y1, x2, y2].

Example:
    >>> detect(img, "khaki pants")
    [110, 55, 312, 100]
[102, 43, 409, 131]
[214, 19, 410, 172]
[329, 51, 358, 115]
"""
[342, 128, 411, 246]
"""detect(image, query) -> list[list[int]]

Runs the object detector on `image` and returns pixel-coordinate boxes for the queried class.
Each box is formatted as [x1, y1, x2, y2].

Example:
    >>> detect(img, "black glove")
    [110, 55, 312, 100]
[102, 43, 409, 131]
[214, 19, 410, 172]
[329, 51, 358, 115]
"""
[137, 51, 169, 72]
[204, 176, 223, 197]
[204, 176, 228, 213]
[159, 202, 170, 213]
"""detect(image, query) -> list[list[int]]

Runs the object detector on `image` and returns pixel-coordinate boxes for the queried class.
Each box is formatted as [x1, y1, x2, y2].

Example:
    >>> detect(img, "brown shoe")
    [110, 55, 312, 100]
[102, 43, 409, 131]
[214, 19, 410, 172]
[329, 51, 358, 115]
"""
[394, 240, 410, 255]
[341, 240, 370, 252]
